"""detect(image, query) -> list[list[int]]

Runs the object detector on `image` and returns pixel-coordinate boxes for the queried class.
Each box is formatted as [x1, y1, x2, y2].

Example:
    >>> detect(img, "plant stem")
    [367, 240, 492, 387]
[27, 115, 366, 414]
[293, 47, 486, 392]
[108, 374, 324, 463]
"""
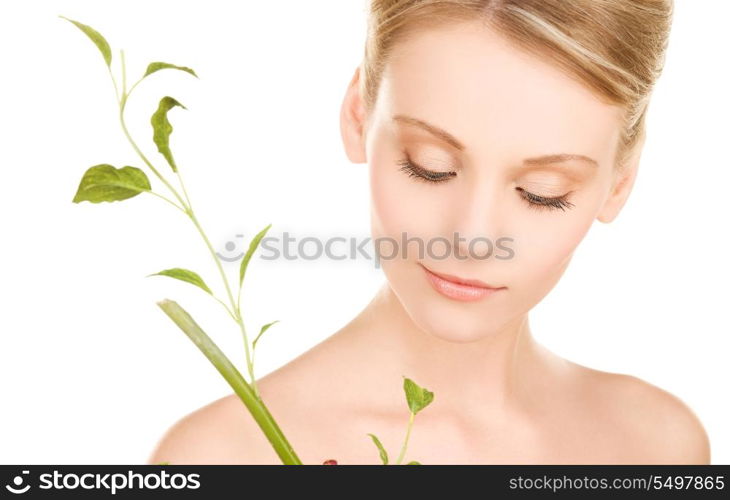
[170, 145, 258, 397]
[126, 77, 143, 100]
[110, 59, 188, 212]
[173, 171, 241, 326]
[175, 171, 194, 212]
[395, 411, 415, 465]
[117, 98, 188, 211]
[179, 178, 258, 399]
[108, 65, 121, 106]
[157, 299, 301, 465]
[213, 295, 238, 322]
[184, 209, 256, 387]
[236, 272, 244, 314]
[112, 52, 260, 408]
[237, 318, 259, 398]
[184, 209, 237, 311]
[145, 190, 186, 213]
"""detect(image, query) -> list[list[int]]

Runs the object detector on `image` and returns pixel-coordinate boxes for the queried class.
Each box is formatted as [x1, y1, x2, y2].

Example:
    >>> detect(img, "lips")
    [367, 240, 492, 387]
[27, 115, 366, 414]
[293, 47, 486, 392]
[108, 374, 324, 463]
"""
[420, 263, 505, 302]
[419, 263, 502, 289]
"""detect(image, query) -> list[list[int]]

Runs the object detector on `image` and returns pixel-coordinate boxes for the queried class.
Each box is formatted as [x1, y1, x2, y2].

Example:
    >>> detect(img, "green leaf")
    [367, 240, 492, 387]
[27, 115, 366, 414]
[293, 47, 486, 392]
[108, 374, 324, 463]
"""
[146, 268, 213, 295]
[239, 224, 272, 288]
[157, 461, 170, 465]
[366, 433, 389, 465]
[144, 62, 198, 79]
[406, 461, 421, 465]
[72, 164, 150, 203]
[59, 16, 112, 67]
[402, 376, 434, 415]
[151, 96, 187, 172]
[252, 320, 280, 350]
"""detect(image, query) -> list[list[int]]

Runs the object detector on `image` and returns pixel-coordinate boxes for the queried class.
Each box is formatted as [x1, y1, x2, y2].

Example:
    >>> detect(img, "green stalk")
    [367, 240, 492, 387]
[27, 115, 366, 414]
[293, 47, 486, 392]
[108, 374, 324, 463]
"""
[184, 207, 238, 316]
[183, 206, 260, 397]
[112, 55, 242, 339]
[111, 52, 268, 455]
[63, 17, 306, 465]
[115, 55, 188, 212]
[157, 299, 302, 465]
[395, 411, 415, 465]
[174, 170, 258, 397]
[234, 273, 258, 397]
[237, 318, 259, 399]
[146, 190, 188, 214]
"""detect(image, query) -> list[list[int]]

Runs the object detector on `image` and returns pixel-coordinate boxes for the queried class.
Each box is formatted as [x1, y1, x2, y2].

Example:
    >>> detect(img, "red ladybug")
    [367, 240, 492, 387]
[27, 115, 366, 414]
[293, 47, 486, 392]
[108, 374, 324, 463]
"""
[322, 459, 338, 465]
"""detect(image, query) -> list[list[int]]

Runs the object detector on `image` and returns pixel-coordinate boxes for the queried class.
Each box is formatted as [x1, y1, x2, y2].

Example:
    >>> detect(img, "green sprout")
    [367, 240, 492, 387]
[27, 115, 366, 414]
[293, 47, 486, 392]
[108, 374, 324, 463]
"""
[61, 15, 433, 465]
[366, 377, 434, 465]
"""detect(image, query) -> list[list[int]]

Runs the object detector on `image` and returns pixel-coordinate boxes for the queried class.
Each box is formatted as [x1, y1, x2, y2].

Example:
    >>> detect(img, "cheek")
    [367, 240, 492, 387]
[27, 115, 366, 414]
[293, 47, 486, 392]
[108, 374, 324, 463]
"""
[508, 208, 595, 302]
[369, 158, 401, 239]
[369, 154, 439, 247]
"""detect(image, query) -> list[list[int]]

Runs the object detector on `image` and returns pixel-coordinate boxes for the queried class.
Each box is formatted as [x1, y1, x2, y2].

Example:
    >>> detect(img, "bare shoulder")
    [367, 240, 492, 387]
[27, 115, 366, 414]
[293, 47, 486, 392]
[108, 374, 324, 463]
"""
[146, 393, 281, 465]
[614, 373, 710, 463]
[145, 328, 358, 466]
[568, 362, 711, 464]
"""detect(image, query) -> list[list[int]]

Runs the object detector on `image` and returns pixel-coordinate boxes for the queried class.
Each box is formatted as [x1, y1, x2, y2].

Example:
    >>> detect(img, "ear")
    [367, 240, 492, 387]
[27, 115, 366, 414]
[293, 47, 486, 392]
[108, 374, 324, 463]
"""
[596, 133, 646, 224]
[340, 66, 368, 164]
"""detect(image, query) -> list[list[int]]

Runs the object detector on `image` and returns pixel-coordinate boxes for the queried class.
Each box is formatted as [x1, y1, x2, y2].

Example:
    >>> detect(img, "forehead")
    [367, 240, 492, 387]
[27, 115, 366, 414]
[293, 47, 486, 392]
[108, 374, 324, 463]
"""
[378, 21, 622, 162]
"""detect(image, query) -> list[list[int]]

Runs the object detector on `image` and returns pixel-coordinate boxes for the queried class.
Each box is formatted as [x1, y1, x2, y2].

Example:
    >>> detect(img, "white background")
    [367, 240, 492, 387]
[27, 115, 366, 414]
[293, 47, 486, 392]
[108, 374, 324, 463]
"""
[1, 0, 728, 464]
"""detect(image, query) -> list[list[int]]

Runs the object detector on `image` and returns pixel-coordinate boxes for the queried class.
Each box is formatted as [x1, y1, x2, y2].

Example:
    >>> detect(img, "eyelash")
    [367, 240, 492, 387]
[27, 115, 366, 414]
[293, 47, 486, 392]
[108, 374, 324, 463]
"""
[397, 157, 575, 212]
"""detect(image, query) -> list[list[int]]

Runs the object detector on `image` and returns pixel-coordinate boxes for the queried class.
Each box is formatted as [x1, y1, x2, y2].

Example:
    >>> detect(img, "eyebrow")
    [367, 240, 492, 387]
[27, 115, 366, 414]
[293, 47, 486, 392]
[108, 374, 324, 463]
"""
[392, 114, 599, 168]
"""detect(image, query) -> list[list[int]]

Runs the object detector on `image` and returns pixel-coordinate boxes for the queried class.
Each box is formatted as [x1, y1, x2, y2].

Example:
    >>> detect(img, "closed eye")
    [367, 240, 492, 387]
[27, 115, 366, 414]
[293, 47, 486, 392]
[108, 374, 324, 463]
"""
[516, 187, 575, 211]
[397, 156, 575, 212]
[397, 157, 456, 183]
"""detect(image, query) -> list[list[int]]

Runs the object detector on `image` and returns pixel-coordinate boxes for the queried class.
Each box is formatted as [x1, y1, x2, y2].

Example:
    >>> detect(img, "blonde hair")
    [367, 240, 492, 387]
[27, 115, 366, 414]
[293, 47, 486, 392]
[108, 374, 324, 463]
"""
[360, 0, 674, 170]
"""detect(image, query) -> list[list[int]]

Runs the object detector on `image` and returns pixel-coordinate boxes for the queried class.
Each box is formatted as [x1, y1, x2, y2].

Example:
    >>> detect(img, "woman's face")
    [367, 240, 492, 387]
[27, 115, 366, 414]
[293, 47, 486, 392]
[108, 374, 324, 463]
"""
[345, 21, 636, 343]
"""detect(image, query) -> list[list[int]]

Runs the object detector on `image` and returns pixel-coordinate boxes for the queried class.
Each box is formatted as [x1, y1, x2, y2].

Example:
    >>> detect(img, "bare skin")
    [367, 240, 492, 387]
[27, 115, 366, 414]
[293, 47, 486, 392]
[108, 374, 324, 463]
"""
[148, 21, 710, 465]
[147, 283, 710, 465]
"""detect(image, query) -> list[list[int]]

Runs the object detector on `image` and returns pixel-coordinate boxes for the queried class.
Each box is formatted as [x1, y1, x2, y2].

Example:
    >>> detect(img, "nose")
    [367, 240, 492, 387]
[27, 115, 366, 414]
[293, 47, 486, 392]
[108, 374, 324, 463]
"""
[452, 180, 505, 262]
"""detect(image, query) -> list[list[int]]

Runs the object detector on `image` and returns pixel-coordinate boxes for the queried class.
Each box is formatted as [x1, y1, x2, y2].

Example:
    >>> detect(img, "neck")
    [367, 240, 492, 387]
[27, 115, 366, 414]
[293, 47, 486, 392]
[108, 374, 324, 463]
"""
[344, 282, 556, 422]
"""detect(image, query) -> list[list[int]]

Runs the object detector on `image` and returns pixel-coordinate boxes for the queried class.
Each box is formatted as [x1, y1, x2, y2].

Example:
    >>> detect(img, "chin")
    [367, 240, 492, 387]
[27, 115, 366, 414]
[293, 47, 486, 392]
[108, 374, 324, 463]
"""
[384, 260, 517, 344]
